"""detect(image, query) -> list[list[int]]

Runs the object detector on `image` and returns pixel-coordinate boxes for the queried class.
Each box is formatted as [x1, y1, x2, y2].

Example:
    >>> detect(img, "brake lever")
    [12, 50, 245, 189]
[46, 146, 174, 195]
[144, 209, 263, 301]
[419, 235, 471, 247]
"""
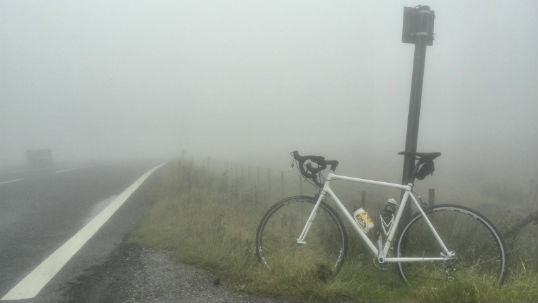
[306, 162, 325, 174]
[305, 162, 315, 172]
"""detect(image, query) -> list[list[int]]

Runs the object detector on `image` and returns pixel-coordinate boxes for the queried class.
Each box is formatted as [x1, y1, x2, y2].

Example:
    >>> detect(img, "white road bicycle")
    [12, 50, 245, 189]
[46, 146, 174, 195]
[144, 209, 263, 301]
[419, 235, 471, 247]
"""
[256, 151, 506, 286]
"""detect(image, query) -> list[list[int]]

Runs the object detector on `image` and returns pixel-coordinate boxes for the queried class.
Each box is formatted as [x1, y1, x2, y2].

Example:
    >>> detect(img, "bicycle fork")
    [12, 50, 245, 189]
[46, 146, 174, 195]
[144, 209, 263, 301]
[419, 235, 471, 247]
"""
[296, 190, 327, 245]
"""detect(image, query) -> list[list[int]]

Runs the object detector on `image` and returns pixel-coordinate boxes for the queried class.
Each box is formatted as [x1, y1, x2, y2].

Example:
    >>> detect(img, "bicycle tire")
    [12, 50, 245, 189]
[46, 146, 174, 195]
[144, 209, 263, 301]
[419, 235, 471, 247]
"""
[397, 204, 506, 286]
[256, 195, 347, 278]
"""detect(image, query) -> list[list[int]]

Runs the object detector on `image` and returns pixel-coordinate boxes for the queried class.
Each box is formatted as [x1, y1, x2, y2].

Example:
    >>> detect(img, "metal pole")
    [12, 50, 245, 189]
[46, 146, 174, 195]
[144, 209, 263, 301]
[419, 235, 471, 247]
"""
[401, 5, 435, 221]
[402, 40, 427, 186]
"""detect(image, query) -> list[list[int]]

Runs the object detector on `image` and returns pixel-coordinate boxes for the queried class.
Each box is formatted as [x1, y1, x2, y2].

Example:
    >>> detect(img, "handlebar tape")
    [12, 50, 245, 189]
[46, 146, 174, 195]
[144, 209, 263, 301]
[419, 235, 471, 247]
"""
[292, 151, 338, 171]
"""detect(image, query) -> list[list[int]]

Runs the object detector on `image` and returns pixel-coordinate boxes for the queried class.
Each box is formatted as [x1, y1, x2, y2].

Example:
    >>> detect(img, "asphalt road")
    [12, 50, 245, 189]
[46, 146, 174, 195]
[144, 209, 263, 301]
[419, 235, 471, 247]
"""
[0, 162, 159, 302]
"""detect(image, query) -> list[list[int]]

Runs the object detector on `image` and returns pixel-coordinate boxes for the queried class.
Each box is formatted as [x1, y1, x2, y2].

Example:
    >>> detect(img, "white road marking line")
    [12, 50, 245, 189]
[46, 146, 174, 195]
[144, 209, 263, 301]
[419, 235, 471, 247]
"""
[1, 163, 165, 301]
[0, 178, 23, 185]
[55, 168, 80, 174]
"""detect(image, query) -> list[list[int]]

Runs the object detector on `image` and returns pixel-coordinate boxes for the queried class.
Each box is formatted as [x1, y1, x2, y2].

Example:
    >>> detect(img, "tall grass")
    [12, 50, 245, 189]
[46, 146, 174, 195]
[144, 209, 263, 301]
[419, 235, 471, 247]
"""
[131, 161, 538, 302]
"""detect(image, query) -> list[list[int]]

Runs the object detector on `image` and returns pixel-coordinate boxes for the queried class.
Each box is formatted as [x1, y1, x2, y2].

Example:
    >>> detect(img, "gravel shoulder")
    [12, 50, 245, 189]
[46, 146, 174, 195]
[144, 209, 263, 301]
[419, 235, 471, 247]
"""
[64, 243, 287, 303]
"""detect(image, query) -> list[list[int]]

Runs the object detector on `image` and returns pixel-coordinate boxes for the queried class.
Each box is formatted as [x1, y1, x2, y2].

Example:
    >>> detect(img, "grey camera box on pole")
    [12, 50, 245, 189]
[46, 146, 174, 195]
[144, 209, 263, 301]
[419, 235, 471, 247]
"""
[402, 6, 435, 45]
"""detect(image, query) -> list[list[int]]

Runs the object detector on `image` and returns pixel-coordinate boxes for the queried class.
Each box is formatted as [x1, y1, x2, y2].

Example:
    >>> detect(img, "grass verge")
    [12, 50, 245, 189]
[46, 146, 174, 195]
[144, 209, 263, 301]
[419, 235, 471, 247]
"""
[131, 161, 538, 302]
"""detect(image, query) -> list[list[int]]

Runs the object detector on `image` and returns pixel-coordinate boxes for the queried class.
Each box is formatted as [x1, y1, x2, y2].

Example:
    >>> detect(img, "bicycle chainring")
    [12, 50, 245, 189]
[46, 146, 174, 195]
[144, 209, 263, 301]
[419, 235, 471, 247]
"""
[372, 258, 390, 271]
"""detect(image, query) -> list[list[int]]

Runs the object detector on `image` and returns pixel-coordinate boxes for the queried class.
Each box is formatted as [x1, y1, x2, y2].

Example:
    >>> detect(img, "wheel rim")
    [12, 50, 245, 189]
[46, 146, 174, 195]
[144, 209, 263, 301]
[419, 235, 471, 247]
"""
[257, 196, 346, 278]
[397, 206, 505, 286]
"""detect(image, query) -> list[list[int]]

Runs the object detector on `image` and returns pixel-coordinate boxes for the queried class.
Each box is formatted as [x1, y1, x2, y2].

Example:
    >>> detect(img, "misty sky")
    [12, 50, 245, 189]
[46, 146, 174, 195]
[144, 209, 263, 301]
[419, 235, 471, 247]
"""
[1, 1, 537, 191]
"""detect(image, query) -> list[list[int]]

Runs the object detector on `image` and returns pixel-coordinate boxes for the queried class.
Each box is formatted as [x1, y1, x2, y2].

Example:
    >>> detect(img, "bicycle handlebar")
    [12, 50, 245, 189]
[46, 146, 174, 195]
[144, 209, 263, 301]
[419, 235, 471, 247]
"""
[291, 151, 339, 187]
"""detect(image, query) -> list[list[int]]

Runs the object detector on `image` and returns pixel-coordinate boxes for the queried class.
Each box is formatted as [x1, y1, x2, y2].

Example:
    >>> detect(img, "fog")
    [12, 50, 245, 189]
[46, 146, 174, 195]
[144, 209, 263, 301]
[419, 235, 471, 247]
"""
[1, 1, 537, 197]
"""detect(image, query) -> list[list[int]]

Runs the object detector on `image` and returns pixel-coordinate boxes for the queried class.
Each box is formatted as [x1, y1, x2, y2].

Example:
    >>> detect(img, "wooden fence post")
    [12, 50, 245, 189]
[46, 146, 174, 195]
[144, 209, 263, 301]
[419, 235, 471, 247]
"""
[529, 179, 537, 204]
[428, 188, 435, 206]
[280, 171, 285, 195]
[267, 168, 272, 192]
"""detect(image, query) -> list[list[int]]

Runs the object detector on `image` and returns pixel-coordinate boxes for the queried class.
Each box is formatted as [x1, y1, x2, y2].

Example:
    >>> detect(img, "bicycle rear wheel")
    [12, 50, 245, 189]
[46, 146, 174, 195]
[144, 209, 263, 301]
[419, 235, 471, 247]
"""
[397, 205, 506, 286]
[256, 195, 347, 279]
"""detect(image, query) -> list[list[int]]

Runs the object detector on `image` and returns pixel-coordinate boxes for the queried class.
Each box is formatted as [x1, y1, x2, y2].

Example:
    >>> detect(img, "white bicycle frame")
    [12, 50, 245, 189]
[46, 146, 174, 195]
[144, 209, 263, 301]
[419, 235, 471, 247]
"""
[297, 172, 455, 263]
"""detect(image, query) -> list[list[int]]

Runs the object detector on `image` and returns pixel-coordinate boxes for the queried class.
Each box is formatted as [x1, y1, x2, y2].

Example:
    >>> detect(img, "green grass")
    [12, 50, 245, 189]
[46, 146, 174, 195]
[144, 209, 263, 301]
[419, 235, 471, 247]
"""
[131, 161, 538, 302]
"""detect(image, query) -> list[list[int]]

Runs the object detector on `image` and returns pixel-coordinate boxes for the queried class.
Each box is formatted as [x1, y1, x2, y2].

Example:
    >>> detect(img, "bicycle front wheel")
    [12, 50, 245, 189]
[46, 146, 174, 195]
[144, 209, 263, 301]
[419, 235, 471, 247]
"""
[256, 195, 347, 279]
[397, 205, 506, 286]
